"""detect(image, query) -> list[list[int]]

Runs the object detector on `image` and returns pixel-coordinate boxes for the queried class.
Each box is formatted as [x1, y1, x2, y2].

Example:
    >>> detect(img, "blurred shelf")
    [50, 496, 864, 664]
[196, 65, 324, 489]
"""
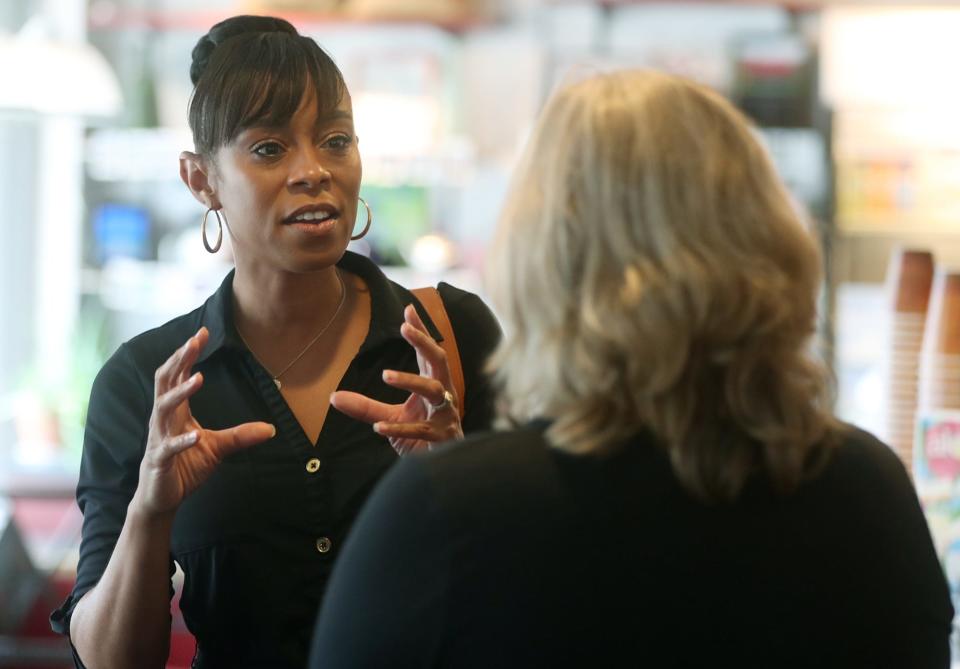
[86, 127, 477, 187]
[551, 0, 960, 9]
[85, 127, 192, 183]
[548, 0, 822, 10]
[0, 466, 77, 499]
[88, 8, 497, 35]
[81, 259, 231, 319]
[835, 220, 960, 236]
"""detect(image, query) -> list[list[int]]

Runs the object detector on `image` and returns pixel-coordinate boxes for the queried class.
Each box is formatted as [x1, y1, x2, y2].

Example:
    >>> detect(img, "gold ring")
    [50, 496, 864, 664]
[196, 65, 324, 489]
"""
[430, 390, 455, 411]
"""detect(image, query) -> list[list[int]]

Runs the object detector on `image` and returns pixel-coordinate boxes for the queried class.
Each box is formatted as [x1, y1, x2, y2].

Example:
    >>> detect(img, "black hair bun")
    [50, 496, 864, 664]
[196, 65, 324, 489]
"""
[190, 15, 299, 85]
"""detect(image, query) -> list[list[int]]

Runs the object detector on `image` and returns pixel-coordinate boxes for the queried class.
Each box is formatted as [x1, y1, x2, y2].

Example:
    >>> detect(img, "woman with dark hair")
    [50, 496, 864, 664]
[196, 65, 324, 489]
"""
[49, 15, 500, 668]
[309, 70, 953, 668]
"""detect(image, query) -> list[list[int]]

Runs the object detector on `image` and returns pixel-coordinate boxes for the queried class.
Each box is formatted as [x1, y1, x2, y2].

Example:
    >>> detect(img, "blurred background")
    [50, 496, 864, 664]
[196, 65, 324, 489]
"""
[3, 0, 960, 666]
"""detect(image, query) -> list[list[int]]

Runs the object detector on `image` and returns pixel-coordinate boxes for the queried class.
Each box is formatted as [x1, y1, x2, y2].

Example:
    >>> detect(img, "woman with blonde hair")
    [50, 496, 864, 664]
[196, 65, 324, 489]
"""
[310, 70, 953, 667]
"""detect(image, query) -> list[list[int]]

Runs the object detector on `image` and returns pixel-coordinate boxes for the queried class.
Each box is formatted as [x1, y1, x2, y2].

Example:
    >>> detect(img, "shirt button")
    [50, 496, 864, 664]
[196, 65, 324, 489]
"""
[305, 458, 321, 473]
[316, 537, 332, 554]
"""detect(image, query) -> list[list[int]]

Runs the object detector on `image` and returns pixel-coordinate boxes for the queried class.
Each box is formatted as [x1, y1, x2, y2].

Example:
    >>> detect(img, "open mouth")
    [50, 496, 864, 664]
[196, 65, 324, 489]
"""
[284, 205, 340, 233]
[288, 210, 335, 223]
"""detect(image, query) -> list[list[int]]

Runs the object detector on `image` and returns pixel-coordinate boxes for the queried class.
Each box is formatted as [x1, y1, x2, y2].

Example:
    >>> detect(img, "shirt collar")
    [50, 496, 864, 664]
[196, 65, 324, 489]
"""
[194, 270, 237, 364]
[194, 251, 443, 364]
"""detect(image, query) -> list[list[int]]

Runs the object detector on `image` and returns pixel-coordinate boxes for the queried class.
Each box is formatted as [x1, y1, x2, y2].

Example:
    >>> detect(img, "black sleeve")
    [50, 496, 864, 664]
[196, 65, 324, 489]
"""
[882, 456, 955, 666]
[49, 344, 176, 640]
[436, 282, 502, 433]
[843, 430, 955, 667]
[309, 456, 449, 668]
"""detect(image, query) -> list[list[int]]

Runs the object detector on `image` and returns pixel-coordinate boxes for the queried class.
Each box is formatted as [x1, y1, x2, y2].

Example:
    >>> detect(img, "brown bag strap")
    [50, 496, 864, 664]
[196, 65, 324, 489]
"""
[411, 287, 465, 419]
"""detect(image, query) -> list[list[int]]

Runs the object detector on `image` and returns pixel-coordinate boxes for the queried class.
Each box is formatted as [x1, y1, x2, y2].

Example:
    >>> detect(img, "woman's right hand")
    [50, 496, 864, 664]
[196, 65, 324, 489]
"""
[134, 327, 275, 516]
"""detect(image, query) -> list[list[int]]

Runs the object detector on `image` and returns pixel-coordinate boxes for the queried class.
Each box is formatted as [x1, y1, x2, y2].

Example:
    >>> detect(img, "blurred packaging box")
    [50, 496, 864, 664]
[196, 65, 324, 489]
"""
[241, 0, 498, 22]
[242, 0, 343, 14]
[914, 410, 960, 594]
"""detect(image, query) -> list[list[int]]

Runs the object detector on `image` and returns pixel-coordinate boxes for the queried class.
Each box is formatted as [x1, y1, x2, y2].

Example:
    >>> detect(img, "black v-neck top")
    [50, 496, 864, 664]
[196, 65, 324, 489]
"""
[50, 251, 502, 668]
[311, 422, 954, 668]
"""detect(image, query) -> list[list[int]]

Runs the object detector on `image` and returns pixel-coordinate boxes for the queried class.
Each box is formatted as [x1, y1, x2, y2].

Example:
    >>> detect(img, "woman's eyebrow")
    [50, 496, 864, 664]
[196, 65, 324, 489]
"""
[240, 123, 285, 135]
[321, 110, 353, 122]
[312, 110, 353, 135]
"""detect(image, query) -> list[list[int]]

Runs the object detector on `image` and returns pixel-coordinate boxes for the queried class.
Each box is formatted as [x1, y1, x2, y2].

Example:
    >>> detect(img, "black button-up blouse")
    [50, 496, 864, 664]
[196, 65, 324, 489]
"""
[50, 251, 502, 668]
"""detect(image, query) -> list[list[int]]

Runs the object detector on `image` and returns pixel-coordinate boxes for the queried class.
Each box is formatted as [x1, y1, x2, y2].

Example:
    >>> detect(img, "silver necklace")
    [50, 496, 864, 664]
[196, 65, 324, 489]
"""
[237, 270, 347, 390]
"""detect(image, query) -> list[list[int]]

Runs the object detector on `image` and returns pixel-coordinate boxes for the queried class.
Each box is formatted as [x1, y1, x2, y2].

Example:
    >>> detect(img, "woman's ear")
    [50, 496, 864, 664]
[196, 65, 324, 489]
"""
[179, 151, 221, 209]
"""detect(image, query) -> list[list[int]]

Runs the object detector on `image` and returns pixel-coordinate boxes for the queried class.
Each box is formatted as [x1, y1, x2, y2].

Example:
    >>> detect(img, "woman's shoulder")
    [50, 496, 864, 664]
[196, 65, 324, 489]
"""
[825, 424, 910, 485]
[90, 306, 205, 402]
[800, 423, 922, 518]
[397, 425, 563, 510]
[434, 282, 502, 358]
[419, 423, 917, 510]
[437, 281, 500, 330]
[431, 423, 550, 467]
[119, 305, 208, 370]
[112, 270, 234, 373]
[337, 429, 546, 556]
[435, 281, 496, 321]
[340, 251, 500, 341]
[100, 283, 228, 397]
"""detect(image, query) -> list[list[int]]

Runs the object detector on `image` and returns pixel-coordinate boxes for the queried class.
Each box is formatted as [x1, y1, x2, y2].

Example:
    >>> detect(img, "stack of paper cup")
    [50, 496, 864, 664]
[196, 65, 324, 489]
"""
[919, 270, 960, 412]
[886, 248, 934, 474]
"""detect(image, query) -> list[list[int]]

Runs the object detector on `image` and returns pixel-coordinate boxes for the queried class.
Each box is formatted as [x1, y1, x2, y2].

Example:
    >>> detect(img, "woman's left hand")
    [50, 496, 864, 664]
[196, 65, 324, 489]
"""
[330, 304, 462, 455]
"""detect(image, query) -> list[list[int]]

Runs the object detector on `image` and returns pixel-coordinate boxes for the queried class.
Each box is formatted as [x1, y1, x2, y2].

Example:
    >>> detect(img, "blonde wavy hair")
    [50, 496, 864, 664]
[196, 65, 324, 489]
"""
[487, 70, 838, 502]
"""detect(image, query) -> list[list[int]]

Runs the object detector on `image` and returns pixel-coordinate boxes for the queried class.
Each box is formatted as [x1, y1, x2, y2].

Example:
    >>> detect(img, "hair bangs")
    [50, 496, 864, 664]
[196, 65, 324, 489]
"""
[190, 33, 344, 155]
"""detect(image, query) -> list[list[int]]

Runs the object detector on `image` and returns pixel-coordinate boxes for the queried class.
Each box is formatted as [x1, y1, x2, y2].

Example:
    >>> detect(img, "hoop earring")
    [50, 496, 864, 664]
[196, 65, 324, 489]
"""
[351, 197, 372, 241]
[202, 208, 223, 253]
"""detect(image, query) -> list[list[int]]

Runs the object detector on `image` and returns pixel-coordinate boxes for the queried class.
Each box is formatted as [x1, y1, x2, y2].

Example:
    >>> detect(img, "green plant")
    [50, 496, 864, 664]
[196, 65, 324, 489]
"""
[15, 307, 110, 463]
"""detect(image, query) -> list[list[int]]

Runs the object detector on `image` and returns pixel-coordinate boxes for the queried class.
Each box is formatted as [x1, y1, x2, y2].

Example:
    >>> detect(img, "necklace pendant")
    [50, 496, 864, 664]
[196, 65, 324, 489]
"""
[273, 378, 282, 390]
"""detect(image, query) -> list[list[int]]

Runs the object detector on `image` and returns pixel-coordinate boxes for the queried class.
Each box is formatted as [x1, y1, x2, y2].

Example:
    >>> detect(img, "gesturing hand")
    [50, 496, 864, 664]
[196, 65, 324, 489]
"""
[330, 305, 463, 456]
[135, 327, 276, 515]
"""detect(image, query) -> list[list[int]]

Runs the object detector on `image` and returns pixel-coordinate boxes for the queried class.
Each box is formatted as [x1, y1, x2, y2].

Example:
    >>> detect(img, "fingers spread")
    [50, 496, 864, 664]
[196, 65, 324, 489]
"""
[381, 370, 446, 406]
[329, 391, 395, 425]
[156, 372, 204, 414]
[404, 303, 428, 333]
[175, 327, 208, 387]
[154, 328, 208, 396]
[212, 422, 276, 458]
[403, 305, 440, 352]
[373, 421, 435, 441]
[400, 321, 444, 360]
[375, 419, 462, 443]
[160, 430, 199, 459]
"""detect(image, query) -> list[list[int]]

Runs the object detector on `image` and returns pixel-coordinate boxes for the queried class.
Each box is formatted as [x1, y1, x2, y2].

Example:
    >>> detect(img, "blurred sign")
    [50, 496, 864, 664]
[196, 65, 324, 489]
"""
[915, 410, 960, 593]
